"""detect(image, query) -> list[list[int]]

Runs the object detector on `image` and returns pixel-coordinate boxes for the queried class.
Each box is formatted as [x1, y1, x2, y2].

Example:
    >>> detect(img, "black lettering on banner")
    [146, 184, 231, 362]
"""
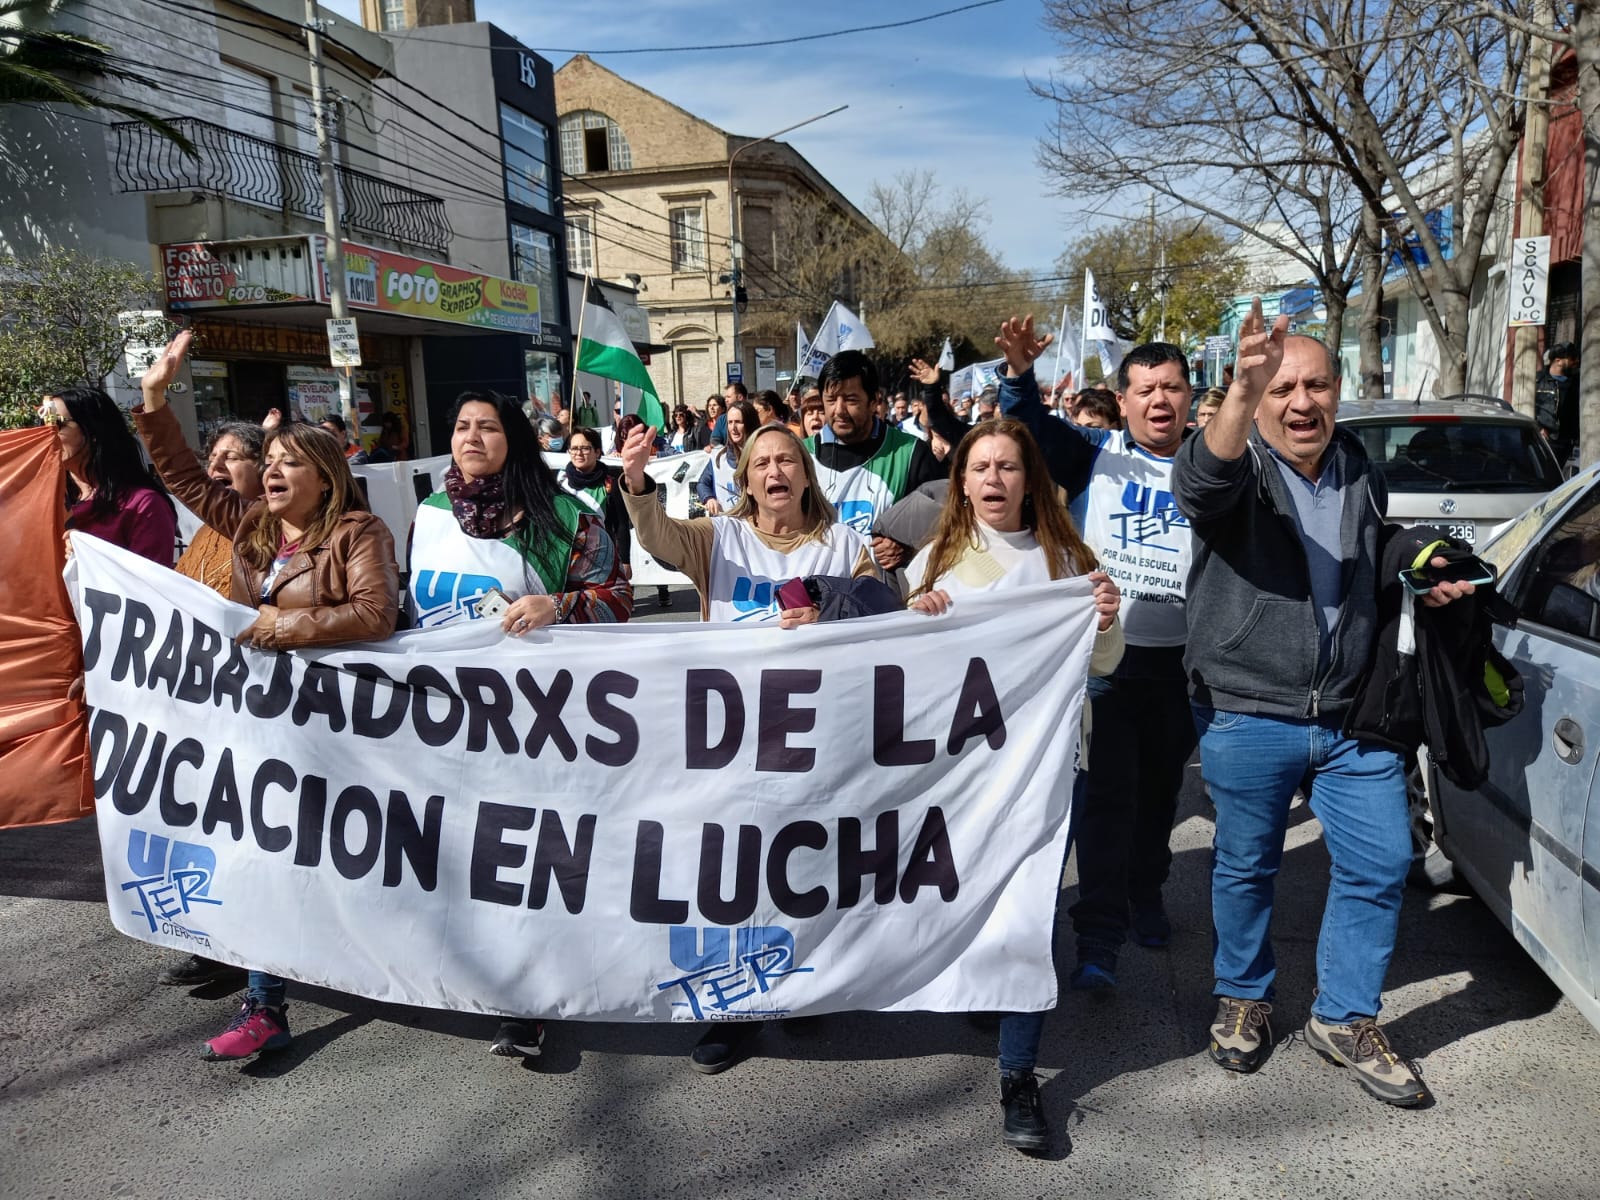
[585, 671, 639, 766]
[898, 806, 959, 902]
[291, 663, 347, 733]
[212, 640, 249, 713]
[249, 758, 295, 852]
[81, 588, 122, 671]
[157, 737, 205, 826]
[469, 802, 536, 905]
[176, 619, 223, 704]
[294, 774, 327, 867]
[527, 811, 596, 913]
[109, 598, 157, 686]
[697, 823, 761, 925]
[329, 785, 382, 880]
[685, 669, 743, 769]
[873, 665, 936, 766]
[244, 652, 293, 719]
[408, 665, 465, 747]
[837, 811, 899, 908]
[767, 820, 828, 919]
[629, 820, 689, 924]
[146, 610, 186, 695]
[111, 723, 165, 816]
[756, 670, 821, 773]
[947, 657, 1006, 755]
[203, 748, 245, 839]
[457, 667, 518, 754]
[349, 664, 407, 739]
[383, 791, 443, 890]
[516, 669, 577, 761]
[89, 708, 129, 794]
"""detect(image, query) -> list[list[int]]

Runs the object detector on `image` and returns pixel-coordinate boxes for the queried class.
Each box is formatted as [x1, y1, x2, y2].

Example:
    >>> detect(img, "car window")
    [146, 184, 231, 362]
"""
[1518, 485, 1600, 643]
[1351, 419, 1563, 494]
[1480, 470, 1597, 571]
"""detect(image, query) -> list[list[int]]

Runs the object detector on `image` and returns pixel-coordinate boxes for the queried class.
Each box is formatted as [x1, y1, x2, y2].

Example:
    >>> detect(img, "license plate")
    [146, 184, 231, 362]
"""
[1407, 520, 1476, 545]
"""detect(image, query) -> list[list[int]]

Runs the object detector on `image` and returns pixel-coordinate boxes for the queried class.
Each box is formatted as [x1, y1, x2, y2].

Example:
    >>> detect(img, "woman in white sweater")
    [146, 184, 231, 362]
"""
[907, 417, 1122, 1156]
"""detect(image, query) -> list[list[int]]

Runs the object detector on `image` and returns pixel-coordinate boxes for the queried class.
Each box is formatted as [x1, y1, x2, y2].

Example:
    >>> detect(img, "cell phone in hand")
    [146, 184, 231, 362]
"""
[776, 577, 812, 611]
[473, 586, 512, 620]
[1398, 561, 1495, 595]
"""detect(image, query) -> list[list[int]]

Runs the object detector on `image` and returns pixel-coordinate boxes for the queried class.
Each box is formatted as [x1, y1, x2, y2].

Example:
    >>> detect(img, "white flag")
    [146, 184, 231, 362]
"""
[796, 323, 813, 380]
[1050, 308, 1081, 390]
[937, 337, 955, 372]
[812, 301, 875, 358]
[1082, 269, 1118, 345]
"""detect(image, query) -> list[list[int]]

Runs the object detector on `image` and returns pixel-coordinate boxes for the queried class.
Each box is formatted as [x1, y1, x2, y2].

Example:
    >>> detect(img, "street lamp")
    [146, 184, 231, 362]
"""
[727, 104, 847, 371]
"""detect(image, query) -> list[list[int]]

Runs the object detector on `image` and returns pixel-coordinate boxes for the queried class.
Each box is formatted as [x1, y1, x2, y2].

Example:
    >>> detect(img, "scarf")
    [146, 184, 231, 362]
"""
[444, 463, 508, 539]
[563, 462, 609, 492]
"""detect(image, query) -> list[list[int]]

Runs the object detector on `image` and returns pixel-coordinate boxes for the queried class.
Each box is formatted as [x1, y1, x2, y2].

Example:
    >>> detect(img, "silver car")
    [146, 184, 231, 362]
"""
[1339, 395, 1564, 547]
[1417, 465, 1600, 1033]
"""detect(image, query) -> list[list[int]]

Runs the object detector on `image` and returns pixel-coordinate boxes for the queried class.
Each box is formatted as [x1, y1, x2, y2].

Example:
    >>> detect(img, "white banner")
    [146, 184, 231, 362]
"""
[1508, 235, 1551, 328]
[1082, 268, 1118, 344]
[71, 534, 1095, 1022]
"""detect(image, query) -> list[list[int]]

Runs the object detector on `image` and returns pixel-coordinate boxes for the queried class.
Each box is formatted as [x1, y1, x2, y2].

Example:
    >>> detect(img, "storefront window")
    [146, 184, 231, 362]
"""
[525, 349, 563, 414]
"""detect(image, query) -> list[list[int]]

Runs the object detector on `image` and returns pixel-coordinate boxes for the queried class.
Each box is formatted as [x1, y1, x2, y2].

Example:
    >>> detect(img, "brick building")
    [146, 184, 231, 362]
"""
[554, 54, 874, 405]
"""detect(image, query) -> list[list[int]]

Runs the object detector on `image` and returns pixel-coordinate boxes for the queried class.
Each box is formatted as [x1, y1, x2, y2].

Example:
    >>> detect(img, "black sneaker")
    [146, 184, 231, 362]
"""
[1209, 996, 1273, 1072]
[689, 1022, 762, 1075]
[1000, 1069, 1048, 1153]
[1069, 947, 1117, 991]
[1305, 1016, 1431, 1107]
[489, 1020, 545, 1058]
[1131, 904, 1172, 948]
[158, 955, 246, 988]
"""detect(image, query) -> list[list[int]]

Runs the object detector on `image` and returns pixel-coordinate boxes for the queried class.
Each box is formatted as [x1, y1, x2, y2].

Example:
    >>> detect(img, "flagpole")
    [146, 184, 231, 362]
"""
[1052, 303, 1068, 393]
[569, 272, 591, 421]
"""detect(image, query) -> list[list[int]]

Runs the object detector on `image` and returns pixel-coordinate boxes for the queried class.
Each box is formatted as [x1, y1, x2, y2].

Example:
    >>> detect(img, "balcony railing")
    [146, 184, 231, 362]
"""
[112, 118, 453, 255]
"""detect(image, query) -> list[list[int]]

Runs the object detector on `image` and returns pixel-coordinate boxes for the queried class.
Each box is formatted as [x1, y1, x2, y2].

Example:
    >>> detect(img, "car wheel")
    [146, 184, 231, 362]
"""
[1407, 752, 1457, 890]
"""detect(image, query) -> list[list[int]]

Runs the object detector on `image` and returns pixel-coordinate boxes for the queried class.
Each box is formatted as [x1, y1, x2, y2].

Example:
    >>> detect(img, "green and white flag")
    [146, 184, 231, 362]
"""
[577, 288, 665, 429]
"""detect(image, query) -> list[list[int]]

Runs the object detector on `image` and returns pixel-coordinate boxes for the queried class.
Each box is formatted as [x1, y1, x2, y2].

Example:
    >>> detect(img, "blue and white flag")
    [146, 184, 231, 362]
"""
[811, 301, 875, 362]
[937, 337, 955, 372]
[796, 323, 813, 381]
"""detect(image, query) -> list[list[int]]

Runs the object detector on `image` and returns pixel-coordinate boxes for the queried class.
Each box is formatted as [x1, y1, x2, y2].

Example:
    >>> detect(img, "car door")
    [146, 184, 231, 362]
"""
[1436, 480, 1600, 1006]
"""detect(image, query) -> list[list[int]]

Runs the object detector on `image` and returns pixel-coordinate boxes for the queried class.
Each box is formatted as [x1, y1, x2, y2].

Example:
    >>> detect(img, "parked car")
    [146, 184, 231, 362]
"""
[1339, 395, 1564, 547]
[1414, 463, 1600, 1033]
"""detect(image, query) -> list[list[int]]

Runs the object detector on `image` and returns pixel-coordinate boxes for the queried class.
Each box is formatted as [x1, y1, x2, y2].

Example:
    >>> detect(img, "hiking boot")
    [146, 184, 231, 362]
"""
[1000, 1069, 1048, 1153]
[689, 1022, 762, 1075]
[202, 1001, 290, 1061]
[1209, 996, 1272, 1072]
[489, 1020, 545, 1058]
[1131, 905, 1172, 948]
[1305, 1016, 1431, 1107]
[1070, 949, 1117, 992]
[158, 954, 245, 988]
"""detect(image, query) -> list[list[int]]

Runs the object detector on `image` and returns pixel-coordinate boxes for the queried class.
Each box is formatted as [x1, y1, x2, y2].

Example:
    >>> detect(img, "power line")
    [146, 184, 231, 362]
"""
[368, 0, 1006, 55]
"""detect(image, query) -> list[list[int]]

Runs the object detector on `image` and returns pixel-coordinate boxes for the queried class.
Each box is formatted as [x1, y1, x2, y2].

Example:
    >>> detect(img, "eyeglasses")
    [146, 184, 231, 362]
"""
[568, 444, 596, 454]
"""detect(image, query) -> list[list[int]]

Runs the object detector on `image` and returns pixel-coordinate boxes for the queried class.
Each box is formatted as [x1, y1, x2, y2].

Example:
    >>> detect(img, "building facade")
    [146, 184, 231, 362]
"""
[554, 55, 874, 405]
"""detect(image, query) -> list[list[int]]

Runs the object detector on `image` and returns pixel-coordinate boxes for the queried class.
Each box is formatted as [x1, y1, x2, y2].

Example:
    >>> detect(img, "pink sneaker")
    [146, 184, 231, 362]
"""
[202, 1001, 291, 1060]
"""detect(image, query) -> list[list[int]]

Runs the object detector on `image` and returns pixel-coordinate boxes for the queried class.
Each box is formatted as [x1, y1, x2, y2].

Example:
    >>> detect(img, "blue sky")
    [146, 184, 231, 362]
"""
[322, 0, 1080, 276]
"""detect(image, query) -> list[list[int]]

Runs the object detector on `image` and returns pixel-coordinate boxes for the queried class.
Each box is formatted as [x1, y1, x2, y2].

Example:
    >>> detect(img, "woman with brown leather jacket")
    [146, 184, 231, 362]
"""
[133, 330, 399, 1063]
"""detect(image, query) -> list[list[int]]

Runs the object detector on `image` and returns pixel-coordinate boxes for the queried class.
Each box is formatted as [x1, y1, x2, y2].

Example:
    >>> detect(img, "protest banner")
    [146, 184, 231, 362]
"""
[70, 534, 1096, 1021]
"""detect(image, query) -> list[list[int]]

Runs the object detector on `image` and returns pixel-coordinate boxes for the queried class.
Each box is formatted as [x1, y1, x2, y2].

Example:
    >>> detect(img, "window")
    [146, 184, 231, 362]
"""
[510, 223, 557, 316]
[566, 215, 594, 274]
[1515, 486, 1600, 641]
[380, 0, 407, 31]
[558, 111, 633, 174]
[500, 104, 552, 214]
[1350, 418, 1564, 494]
[670, 206, 706, 272]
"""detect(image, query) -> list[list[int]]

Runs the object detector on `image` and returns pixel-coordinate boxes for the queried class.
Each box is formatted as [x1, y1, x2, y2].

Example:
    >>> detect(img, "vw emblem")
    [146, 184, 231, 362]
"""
[1439, 498, 1458, 515]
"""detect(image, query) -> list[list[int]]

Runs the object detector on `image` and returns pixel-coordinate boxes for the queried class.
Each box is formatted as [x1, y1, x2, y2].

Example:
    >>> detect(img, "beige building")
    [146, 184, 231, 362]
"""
[554, 55, 875, 406]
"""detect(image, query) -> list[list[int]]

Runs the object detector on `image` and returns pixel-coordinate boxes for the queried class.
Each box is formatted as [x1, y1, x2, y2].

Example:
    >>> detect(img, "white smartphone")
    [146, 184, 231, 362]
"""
[473, 587, 511, 621]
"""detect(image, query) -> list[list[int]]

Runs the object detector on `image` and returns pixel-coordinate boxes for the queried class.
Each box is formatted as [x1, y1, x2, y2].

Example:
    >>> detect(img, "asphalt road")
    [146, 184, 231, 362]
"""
[4, 589, 1598, 1199]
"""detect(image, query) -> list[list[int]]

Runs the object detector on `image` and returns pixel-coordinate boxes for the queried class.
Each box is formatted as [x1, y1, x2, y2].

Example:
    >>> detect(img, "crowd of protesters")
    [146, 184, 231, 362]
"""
[39, 301, 1483, 1155]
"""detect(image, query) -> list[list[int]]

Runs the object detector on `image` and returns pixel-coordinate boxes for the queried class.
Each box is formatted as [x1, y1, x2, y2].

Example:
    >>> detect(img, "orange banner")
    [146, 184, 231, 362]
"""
[0, 426, 92, 828]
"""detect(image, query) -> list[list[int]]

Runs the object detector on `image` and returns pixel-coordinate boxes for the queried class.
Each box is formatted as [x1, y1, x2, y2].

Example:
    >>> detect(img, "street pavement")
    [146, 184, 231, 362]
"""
[4, 589, 1599, 1199]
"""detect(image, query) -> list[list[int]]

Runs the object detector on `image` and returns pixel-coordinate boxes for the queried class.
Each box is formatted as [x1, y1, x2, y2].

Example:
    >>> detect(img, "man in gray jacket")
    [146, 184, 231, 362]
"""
[1172, 300, 1473, 1108]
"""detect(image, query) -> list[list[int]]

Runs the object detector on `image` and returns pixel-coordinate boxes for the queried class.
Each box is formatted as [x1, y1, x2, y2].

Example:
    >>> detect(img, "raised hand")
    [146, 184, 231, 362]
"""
[994, 315, 1054, 378]
[908, 357, 941, 386]
[140, 328, 193, 412]
[1233, 297, 1288, 405]
[620, 423, 655, 493]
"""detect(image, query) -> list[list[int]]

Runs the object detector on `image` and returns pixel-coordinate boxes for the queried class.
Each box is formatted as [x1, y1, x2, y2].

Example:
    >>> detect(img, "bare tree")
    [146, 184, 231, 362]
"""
[1037, 0, 1535, 396]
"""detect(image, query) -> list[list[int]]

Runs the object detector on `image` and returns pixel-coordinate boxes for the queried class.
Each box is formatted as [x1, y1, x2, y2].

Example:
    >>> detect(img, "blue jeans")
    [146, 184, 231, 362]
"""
[1195, 707, 1410, 1025]
[247, 971, 286, 1009]
[997, 771, 1087, 1073]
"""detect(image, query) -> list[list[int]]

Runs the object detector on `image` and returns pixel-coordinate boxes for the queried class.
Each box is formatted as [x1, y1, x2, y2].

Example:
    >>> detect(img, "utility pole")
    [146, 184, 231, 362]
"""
[1508, 0, 1553, 419]
[304, 0, 355, 427]
[726, 105, 847, 372]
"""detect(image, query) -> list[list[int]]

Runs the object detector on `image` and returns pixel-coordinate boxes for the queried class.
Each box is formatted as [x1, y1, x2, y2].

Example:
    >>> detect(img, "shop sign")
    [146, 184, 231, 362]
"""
[315, 238, 541, 335]
[162, 242, 315, 309]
